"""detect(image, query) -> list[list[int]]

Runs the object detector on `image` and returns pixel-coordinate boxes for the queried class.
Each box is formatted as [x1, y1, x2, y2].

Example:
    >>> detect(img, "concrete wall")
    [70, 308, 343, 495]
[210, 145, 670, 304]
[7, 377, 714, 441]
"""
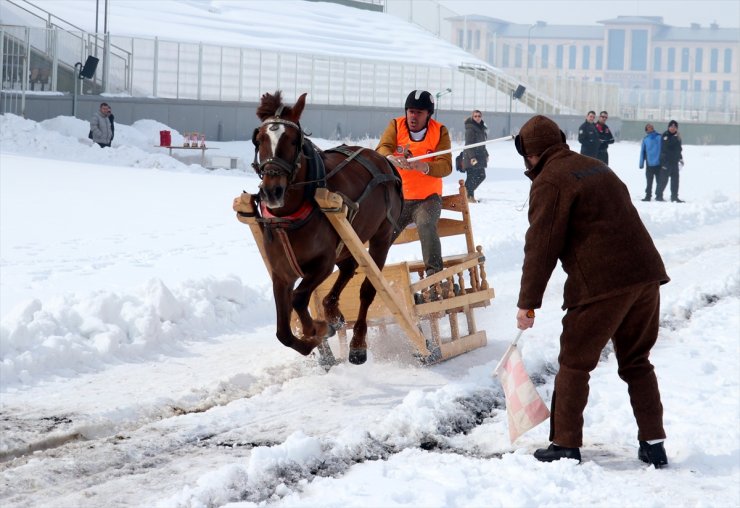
[8, 94, 739, 145]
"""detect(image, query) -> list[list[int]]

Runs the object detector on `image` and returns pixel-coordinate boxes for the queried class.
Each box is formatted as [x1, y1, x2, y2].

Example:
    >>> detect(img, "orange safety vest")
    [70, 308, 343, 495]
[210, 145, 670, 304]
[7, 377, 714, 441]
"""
[394, 117, 443, 200]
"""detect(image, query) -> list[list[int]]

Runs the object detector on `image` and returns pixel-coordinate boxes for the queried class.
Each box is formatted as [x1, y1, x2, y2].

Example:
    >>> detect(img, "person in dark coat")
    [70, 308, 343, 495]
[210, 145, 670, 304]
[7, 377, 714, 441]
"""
[577, 110, 600, 159]
[639, 123, 662, 201]
[462, 109, 489, 203]
[513, 115, 670, 468]
[595, 110, 615, 164]
[657, 120, 684, 203]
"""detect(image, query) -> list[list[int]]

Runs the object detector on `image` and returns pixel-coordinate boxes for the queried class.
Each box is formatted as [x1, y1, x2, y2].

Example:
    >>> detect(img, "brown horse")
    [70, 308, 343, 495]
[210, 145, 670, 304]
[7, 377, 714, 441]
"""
[250, 91, 403, 365]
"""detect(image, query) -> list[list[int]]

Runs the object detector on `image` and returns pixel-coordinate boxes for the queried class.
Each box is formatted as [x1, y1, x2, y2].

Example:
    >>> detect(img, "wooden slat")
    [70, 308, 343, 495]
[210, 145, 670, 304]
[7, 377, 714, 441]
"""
[415, 288, 494, 315]
[315, 189, 430, 357]
[439, 331, 487, 360]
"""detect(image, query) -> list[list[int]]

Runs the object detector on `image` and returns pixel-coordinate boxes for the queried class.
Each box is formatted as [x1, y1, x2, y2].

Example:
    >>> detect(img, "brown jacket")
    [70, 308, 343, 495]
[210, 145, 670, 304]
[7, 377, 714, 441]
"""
[518, 143, 669, 310]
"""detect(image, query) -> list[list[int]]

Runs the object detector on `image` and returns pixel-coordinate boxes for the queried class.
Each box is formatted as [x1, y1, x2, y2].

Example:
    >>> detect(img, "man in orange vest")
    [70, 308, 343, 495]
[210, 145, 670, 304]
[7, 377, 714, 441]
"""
[376, 90, 453, 276]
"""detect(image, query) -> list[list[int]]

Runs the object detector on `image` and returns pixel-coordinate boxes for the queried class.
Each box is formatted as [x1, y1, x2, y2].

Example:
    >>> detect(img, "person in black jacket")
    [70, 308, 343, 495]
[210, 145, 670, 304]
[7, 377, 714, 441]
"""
[657, 120, 684, 203]
[462, 109, 489, 202]
[577, 110, 600, 159]
[595, 110, 615, 164]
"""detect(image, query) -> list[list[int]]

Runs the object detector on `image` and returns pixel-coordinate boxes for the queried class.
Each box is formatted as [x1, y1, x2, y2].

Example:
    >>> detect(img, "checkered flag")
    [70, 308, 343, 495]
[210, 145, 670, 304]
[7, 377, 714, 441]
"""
[494, 334, 550, 443]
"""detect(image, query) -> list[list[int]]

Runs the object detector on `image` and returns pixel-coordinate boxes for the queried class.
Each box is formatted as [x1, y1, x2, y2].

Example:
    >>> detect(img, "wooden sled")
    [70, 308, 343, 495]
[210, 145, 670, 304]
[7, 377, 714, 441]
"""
[235, 179, 495, 364]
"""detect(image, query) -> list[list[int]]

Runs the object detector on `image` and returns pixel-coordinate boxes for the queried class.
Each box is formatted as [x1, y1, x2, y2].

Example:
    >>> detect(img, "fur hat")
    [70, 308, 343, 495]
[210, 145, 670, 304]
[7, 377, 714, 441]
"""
[515, 115, 566, 156]
[668, 119, 678, 128]
[405, 90, 435, 114]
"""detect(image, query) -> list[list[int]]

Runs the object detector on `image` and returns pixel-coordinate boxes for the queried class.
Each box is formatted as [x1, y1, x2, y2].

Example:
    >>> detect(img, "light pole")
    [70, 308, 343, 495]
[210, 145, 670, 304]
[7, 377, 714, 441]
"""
[435, 88, 452, 119]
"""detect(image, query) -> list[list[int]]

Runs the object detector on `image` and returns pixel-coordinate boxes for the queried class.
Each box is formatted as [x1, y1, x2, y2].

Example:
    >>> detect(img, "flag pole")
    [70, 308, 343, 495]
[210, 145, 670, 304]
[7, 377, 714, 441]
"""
[406, 135, 514, 162]
[492, 330, 523, 378]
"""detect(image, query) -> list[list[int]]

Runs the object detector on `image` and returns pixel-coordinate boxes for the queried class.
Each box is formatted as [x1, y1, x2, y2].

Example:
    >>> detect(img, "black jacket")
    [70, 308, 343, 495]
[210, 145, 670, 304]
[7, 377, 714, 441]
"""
[660, 130, 682, 169]
[595, 122, 614, 153]
[463, 117, 488, 169]
[577, 121, 600, 158]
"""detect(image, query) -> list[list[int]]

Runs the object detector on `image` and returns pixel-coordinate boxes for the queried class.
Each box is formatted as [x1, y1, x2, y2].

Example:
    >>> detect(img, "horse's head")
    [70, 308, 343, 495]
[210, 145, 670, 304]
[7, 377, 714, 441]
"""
[252, 91, 308, 209]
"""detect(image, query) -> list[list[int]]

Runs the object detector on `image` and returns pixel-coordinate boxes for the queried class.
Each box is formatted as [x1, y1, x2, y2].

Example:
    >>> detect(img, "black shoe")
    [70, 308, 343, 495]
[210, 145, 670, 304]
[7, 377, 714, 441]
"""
[671, 198, 685, 203]
[655, 197, 665, 202]
[641, 196, 651, 202]
[533, 443, 581, 463]
[638, 441, 668, 468]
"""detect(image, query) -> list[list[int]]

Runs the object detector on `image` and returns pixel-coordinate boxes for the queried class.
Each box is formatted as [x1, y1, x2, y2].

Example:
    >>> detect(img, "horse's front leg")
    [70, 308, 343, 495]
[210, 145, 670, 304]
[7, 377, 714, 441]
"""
[292, 263, 336, 342]
[321, 257, 358, 331]
[273, 277, 321, 356]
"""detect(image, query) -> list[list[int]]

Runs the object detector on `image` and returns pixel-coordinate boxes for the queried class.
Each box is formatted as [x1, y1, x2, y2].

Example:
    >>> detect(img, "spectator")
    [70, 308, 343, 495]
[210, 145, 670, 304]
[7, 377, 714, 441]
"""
[513, 114, 670, 468]
[90, 102, 114, 148]
[577, 110, 600, 159]
[658, 120, 684, 203]
[463, 109, 489, 203]
[376, 89, 452, 277]
[595, 110, 615, 164]
[639, 123, 663, 202]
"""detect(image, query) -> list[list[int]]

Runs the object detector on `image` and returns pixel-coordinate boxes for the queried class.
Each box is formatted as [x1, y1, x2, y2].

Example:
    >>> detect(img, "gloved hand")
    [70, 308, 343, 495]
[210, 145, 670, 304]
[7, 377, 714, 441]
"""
[661, 166, 668, 171]
[470, 158, 478, 166]
[679, 159, 684, 168]
[387, 154, 410, 169]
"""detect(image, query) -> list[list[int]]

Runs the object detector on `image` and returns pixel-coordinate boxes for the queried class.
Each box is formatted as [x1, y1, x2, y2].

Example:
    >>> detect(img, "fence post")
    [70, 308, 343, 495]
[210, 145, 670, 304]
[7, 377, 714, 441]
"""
[197, 42, 203, 100]
[153, 36, 158, 98]
[22, 27, 30, 117]
[103, 32, 110, 93]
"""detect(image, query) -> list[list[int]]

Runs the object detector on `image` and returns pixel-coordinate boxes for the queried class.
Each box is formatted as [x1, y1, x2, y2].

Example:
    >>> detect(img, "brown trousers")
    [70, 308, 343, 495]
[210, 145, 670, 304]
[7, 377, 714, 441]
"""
[550, 282, 666, 447]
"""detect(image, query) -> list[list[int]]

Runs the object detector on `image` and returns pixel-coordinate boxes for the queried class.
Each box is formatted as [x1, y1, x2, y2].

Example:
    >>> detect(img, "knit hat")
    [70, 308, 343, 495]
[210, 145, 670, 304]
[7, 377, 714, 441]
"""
[668, 120, 678, 128]
[405, 90, 435, 114]
[515, 115, 566, 156]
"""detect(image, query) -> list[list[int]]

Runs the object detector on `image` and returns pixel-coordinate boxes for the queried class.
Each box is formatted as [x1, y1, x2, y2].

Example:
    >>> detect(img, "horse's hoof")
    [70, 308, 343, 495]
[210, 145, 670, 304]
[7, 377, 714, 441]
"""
[348, 348, 367, 365]
[317, 340, 337, 371]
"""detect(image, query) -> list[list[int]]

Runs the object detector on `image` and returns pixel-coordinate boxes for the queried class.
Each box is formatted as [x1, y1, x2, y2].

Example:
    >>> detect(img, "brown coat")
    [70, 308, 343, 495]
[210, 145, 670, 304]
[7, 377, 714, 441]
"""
[518, 143, 669, 310]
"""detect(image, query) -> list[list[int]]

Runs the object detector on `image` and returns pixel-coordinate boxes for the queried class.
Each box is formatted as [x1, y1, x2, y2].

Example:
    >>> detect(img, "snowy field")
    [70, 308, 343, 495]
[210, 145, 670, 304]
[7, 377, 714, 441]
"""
[1, 111, 738, 507]
[2, 0, 740, 506]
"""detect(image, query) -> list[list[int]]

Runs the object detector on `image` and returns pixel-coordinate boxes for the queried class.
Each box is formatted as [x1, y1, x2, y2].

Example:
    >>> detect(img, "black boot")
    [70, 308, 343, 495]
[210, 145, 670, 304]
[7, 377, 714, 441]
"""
[641, 196, 651, 202]
[534, 443, 581, 463]
[638, 441, 668, 468]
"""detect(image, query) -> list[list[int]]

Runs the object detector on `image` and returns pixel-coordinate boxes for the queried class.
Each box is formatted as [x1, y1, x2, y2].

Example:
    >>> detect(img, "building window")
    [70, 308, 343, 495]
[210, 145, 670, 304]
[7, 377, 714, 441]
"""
[667, 47, 675, 71]
[709, 80, 717, 91]
[653, 79, 660, 90]
[528, 44, 535, 69]
[502, 44, 510, 67]
[724, 49, 733, 73]
[467, 30, 472, 50]
[583, 46, 590, 70]
[680, 79, 688, 91]
[488, 41, 496, 65]
[556, 45, 564, 69]
[569, 45, 577, 69]
[681, 48, 690, 72]
[457, 29, 464, 48]
[666, 79, 674, 90]
[595, 46, 603, 69]
[515, 44, 523, 67]
[723, 80, 731, 92]
[475, 30, 480, 50]
[695, 48, 703, 72]
[694, 80, 701, 91]
[630, 29, 648, 71]
[710, 48, 719, 72]
[653, 47, 662, 71]
[541, 44, 549, 69]
[607, 29, 625, 70]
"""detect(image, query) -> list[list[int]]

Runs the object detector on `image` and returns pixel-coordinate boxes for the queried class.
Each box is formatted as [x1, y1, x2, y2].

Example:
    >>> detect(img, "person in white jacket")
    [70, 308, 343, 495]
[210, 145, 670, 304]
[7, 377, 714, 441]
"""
[90, 102, 114, 147]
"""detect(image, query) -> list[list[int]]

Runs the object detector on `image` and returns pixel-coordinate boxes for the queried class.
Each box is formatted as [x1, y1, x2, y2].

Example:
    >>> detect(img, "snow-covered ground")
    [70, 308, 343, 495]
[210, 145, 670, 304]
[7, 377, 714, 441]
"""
[2, 1, 740, 506]
[1, 110, 738, 507]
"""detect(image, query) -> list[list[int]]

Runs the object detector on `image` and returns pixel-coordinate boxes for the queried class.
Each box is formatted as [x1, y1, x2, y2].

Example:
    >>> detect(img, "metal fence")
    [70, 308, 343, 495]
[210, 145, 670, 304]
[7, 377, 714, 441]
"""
[2, 24, 739, 124]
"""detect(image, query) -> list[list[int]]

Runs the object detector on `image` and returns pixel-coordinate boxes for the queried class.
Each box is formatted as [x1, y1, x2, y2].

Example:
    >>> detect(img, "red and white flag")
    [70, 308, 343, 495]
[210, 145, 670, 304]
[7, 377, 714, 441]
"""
[494, 344, 550, 443]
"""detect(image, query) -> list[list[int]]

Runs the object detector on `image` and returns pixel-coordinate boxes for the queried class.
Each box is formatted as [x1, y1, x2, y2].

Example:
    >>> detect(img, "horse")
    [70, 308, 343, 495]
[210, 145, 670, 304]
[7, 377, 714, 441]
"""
[249, 91, 403, 365]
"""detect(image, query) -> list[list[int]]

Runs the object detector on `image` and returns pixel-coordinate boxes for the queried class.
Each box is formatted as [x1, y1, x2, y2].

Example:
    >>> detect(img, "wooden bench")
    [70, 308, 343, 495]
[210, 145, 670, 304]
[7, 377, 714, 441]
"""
[309, 179, 494, 363]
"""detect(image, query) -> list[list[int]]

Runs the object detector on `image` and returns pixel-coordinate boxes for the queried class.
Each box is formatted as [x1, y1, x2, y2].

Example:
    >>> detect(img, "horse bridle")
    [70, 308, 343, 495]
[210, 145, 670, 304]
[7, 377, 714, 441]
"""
[251, 106, 305, 182]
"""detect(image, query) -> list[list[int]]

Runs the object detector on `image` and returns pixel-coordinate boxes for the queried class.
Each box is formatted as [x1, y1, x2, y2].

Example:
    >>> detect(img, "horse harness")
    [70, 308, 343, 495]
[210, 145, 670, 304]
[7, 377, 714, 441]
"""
[249, 112, 401, 278]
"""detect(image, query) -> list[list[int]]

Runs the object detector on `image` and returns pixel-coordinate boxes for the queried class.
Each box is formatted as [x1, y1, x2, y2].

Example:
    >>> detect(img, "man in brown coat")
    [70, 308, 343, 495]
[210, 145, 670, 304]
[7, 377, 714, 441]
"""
[514, 115, 670, 467]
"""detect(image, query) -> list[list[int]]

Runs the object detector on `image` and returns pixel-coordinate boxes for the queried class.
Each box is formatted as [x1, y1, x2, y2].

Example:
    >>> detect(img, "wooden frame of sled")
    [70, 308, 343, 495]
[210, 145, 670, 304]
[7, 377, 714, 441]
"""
[237, 179, 495, 363]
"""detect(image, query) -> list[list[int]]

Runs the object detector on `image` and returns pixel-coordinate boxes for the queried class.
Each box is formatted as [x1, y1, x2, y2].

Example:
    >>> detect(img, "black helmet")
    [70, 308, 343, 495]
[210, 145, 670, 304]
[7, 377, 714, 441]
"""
[405, 90, 434, 115]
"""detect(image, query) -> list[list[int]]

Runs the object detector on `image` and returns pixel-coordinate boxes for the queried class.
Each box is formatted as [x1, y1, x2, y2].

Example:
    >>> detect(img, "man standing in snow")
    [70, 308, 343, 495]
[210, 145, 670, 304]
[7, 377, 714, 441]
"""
[90, 102, 114, 148]
[639, 123, 662, 201]
[658, 120, 684, 203]
[594, 110, 614, 165]
[513, 114, 670, 468]
[577, 110, 600, 159]
[376, 89, 452, 277]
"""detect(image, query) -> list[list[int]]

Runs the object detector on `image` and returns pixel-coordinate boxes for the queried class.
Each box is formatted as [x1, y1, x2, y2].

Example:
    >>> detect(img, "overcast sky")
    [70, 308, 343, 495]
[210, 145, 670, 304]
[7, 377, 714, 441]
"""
[439, 0, 740, 28]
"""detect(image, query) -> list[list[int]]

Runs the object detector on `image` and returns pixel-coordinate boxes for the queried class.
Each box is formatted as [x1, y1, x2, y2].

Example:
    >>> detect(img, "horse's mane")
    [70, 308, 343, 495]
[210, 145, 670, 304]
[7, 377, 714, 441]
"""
[257, 91, 288, 121]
